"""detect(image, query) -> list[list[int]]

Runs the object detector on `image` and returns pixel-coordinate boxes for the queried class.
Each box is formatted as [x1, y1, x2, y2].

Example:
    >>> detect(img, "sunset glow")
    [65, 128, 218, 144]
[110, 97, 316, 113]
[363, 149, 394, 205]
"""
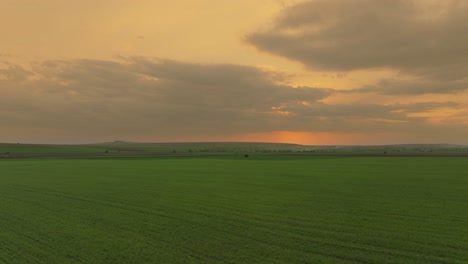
[1, 0, 467, 144]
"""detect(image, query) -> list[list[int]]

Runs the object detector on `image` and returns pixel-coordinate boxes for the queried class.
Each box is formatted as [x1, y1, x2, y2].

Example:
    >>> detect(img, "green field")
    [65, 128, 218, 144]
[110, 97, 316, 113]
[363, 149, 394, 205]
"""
[1, 156, 467, 263]
[2, 142, 467, 158]
[0, 142, 309, 159]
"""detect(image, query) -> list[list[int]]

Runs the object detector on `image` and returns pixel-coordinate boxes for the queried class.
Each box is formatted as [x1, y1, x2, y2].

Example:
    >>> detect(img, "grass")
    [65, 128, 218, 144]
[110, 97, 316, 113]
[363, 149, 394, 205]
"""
[1, 156, 467, 263]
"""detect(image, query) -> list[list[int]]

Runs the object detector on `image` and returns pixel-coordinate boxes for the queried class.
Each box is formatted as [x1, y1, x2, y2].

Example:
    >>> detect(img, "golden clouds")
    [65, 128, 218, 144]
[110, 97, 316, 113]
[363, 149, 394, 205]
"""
[1, 0, 467, 144]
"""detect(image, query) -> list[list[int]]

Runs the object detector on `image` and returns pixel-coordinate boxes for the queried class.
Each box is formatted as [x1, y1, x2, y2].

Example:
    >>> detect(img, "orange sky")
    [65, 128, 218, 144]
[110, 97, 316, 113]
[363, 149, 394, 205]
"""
[1, 0, 467, 145]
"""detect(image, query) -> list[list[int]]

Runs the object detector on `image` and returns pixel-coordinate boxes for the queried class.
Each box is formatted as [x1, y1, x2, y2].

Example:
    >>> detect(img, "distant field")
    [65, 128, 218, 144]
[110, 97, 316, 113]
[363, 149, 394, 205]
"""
[0, 142, 309, 158]
[1, 142, 468, 158]
[1, 156, 467, 263]
[0, 143, 107, 154]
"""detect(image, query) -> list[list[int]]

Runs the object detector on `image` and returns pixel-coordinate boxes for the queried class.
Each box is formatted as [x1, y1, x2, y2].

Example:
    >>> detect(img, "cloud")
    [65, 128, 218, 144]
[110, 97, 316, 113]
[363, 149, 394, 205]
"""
[247, 0, 468, 93]
[0, 62, 31, 81]
[0, 58, 465, 143]
[0, 58, 329, 141]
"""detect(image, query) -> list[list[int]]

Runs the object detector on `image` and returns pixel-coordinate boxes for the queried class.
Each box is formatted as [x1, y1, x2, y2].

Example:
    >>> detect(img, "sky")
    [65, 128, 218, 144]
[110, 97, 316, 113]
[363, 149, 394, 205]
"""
[1, 0, 468, 145]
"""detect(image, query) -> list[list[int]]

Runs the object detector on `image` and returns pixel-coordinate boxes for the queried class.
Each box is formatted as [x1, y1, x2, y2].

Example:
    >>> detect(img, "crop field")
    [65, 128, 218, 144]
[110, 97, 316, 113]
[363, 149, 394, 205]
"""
[2, 142, 468, 159]
[1, 156, 467, 263]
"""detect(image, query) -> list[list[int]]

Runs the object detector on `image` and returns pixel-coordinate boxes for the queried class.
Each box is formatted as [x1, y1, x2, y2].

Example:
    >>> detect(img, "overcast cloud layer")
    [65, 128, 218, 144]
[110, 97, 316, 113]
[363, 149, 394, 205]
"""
[1, 58, 465, 143]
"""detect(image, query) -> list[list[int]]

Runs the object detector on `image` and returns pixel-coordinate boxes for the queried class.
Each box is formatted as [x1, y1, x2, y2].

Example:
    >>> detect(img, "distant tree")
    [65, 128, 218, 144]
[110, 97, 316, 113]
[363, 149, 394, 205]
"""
[244, 154, 249, 158]
[104, 150, 109, 154]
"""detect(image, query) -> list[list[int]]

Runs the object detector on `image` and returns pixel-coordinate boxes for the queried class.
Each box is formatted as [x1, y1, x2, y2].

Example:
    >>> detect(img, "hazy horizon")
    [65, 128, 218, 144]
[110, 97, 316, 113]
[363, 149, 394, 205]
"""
[1, 139, 465, 147]
[2, 0, 468, 145]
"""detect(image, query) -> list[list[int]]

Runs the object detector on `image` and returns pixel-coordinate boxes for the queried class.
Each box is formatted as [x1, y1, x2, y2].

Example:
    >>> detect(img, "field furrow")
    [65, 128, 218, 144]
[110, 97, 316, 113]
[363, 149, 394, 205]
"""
[1, 157, 467, 263]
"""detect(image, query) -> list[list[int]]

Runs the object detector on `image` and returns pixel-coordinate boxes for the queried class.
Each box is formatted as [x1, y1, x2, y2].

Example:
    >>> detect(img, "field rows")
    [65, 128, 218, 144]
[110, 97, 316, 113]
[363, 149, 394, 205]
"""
[1, 158, 467, 263]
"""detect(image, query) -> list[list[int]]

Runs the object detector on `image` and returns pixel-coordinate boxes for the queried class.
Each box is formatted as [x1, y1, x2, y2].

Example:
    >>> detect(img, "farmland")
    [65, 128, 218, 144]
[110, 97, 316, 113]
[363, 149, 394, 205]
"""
[1, 142, 468, 159]
[1, 151, 467, 263]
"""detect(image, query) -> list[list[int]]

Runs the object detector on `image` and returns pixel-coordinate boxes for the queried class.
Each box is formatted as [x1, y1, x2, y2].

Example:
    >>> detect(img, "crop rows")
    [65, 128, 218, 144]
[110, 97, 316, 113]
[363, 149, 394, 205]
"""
[1, 157, 467, 263]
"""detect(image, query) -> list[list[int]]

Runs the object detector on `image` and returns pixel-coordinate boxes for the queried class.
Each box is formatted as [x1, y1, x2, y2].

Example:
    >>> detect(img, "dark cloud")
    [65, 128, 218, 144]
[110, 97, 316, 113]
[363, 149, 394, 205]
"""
[130, 58, 331, 109]
[0, 59, 330, 140]
[247, 0, 468, 93]
[0, 58, 464, 143]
